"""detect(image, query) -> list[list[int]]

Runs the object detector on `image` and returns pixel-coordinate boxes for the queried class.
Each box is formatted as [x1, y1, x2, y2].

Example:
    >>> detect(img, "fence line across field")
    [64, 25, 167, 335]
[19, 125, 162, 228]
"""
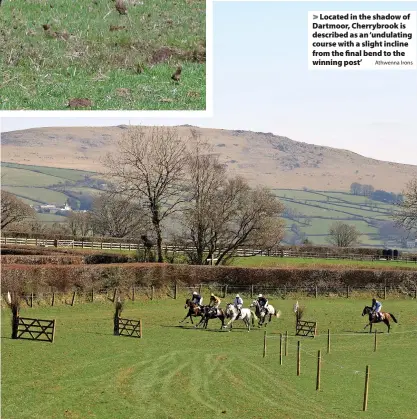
[2, 236, 416, 263]
[2, 282, 416, 308]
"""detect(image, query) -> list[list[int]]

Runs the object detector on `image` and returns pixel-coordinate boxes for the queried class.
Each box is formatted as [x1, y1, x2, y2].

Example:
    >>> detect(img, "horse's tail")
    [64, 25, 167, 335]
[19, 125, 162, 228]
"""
[389, 313, 398, 323]
[275, 310, 281, 319]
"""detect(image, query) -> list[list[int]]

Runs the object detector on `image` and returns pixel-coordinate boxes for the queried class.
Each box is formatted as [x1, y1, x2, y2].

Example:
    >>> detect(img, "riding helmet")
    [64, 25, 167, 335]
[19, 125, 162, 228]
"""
[258, 294, 263, 298]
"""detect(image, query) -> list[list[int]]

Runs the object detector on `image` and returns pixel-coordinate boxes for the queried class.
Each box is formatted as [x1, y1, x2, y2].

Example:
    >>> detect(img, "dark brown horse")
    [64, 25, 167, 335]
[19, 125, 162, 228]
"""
[362, 306, 398, 333]
[197, 306, 226, 329]
[179, 299, 204, 325]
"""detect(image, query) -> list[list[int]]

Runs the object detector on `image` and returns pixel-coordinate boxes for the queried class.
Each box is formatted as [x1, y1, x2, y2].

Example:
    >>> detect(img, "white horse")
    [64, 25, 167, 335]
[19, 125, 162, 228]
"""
[250, 300, 281, 327]
[223, 303, 254, 332]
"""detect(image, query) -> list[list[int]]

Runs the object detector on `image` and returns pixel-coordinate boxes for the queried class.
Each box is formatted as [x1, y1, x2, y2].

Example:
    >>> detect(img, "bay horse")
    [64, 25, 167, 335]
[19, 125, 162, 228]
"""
[179, 298, 204, 325]
[196, 306, 226, 329]
[223, 304, 254, 332]
[362, 306, 398, 333]
[250, 300, 281, 327]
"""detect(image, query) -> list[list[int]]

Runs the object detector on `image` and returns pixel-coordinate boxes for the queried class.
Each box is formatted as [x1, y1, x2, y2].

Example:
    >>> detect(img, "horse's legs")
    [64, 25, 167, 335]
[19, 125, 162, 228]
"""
[384, 319, 390, 333]
[369, 322, 373, 334]
[179, 312, 191, 323]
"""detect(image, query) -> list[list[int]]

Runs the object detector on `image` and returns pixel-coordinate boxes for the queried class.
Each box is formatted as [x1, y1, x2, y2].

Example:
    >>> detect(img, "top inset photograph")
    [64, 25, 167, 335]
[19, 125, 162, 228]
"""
[0, 0, 206, 110]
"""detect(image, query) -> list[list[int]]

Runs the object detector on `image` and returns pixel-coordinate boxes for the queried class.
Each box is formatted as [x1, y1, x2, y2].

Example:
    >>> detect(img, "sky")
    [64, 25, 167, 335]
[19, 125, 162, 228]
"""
[1, 1, 417, 165]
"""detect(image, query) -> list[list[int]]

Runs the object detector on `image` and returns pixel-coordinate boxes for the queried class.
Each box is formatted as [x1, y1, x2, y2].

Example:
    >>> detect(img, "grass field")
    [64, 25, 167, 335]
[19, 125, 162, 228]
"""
[229, 256, 417, 270]
[0, 0, 205, 110]
[1, 298, 416, 419]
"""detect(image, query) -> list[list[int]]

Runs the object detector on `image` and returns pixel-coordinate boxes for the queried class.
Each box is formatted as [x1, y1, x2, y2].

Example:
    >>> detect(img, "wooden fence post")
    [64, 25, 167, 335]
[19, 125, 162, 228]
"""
[263, 331, 267, 358]
[71, 291, 76, 306]
[224, 285, 228, 298]
[151, 286, 155, 301]
[279, 333, 283, 365]
[139, 320, 143, 339]
[285, 331, 288, 356]
[174, 282, 177, 300]
[363, 365, 370, 411]
[374, 330, 377, 352]
[315, 285, 318, 298]
[132, 286, 135, 302]
[316, 350, 321, 390]
[51, 292, 55, 307]
[112, 288, 117, 302]
[30, 292, 34, 308]
[297, 341, 301, 376]
[199, 284, 202, 295]
[51, 319, 56, 343]
[91, 288, 94, 302]
[327, 329, 331, 354]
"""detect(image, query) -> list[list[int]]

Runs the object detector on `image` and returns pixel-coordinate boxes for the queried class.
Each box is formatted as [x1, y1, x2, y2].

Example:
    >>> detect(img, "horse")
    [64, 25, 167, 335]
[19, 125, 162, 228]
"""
[362, 306, 398, 333]
[196, 306, 226, 329]
[250, 300, 281, 327]
[179, 299, 204, 325]
[223, 303, 254, 332]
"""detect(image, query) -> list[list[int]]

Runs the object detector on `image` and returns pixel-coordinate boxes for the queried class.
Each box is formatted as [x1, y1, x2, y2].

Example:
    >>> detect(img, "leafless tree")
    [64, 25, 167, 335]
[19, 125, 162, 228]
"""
[89, 192, 150, 238]
[66, 212, 92, 237]
[394, 178, 417, 232]
[103, 126, 188, 262]
[176, 139, 285, 264]
[1, 191, 35, 230]
[327, 222, 360, 247]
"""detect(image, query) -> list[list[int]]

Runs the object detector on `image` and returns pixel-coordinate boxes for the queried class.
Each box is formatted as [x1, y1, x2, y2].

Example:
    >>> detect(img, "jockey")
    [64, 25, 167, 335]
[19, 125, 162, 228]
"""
[234, 294, 243, 318]
[209, 293, 221, 313]
[257, 294, 269, 313]
[371, 298, 382, 320]
[191, 291, 202, 306]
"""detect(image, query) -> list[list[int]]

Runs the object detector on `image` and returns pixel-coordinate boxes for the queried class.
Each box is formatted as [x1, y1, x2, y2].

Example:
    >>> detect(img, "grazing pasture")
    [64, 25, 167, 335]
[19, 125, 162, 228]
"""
[0, 0, 206, 110]
[2, 298, 416, 419]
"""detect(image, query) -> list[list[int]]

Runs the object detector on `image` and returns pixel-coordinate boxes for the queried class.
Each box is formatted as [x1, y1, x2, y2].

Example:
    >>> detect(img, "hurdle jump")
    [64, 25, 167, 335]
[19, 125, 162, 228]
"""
[14, 316, 56, 343]
[296, 320, 317, 337]
[115, 317, 143, 338]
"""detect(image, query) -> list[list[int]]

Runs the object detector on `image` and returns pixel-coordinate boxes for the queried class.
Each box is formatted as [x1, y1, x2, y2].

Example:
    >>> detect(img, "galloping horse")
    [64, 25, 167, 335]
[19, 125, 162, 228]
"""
[179, 299, 204, 325]
[362, 306, 398, 333]
[250, 300, 281, 327]
[223, 303, 254, 332]
[197, 306, 226, 329]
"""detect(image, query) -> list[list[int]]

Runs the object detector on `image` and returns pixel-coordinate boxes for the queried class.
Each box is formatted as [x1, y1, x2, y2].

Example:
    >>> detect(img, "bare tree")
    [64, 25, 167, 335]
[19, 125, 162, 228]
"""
[66, 212, 92, 237]
[176, 143, 285, 265]
[90, 193, 150, 238]
[103, 126, 188, 262]
[394, 178, 417, 232]
[1, 191, 35, 230]
[327, 222, 360, 247]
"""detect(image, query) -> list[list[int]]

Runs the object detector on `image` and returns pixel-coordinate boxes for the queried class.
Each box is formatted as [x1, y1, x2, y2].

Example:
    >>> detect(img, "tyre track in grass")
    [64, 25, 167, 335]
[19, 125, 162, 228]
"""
[240, 357, 353, 419]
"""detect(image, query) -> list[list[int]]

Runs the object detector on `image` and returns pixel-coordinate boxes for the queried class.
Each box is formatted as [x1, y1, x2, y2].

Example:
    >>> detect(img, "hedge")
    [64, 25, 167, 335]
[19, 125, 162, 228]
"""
[2, 263, 416, 294]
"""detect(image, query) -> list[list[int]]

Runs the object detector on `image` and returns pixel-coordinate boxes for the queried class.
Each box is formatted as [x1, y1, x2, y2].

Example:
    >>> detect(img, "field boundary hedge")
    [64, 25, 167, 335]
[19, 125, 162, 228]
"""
[2, 263, 416, 295]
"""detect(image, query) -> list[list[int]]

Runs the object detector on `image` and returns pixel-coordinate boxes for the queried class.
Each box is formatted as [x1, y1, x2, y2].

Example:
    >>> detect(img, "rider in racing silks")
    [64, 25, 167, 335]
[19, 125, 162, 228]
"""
[233, 294, 243, 318]
[257, 294, 269, 314]
[192, 291, 202, 306]
[371, 298, 382, 321]
[208, 293, 221, 314]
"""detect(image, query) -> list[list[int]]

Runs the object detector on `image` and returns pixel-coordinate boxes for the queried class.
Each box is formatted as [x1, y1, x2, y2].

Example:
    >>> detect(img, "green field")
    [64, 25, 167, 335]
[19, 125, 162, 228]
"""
[1, 162, 94, 182]
[0, 0, 205, 110]
[274, 189, 400, 248]
[229, 256, 417, 270]
[2, 298, 416, 419]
